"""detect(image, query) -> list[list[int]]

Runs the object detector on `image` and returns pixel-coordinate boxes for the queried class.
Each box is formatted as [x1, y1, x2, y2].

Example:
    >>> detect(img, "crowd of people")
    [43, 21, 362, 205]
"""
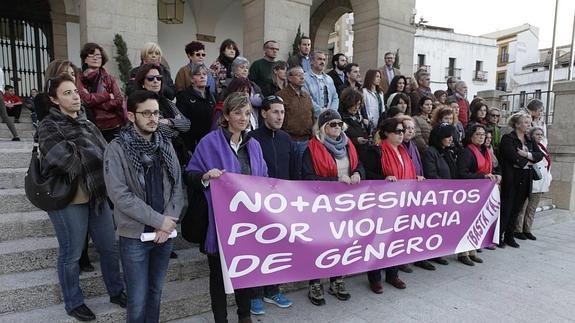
[15, 35, 553, 323]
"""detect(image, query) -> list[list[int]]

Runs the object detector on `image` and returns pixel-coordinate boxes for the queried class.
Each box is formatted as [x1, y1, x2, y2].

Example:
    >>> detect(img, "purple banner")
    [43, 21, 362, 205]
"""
[211, 174, 500, 292]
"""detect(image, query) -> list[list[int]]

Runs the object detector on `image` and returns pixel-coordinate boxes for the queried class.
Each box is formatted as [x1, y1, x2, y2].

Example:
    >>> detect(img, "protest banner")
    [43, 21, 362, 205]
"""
[211, 173, 500, 293]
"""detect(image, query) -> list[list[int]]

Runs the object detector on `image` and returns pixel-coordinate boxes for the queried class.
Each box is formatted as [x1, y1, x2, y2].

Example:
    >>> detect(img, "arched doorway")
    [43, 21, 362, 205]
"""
[1, 0, 54, 96]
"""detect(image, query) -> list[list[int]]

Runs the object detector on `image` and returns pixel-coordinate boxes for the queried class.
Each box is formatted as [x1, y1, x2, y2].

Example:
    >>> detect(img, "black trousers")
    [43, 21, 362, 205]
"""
[367, 266, 399, 283]
[6, 104, 22, 119]
[207, 254, 252, 323]
[500, 168, 531, 240]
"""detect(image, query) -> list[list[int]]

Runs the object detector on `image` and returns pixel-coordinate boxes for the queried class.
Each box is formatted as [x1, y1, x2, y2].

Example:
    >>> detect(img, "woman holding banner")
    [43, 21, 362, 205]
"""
[185, 92, 268, 323]
[302, 109, 365, 306]
[457, 124, 501, 257]
[362, 117, 421, 293]
[498, 112, 543, 249]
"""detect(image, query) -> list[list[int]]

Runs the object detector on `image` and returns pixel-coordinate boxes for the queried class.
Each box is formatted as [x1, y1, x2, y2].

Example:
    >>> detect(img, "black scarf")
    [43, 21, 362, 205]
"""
[119, 124, 177, 190]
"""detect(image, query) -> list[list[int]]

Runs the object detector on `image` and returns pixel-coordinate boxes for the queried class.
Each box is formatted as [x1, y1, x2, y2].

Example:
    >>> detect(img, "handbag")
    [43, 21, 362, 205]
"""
[531, 165, 543, 181]
[24, 143, 79, 211]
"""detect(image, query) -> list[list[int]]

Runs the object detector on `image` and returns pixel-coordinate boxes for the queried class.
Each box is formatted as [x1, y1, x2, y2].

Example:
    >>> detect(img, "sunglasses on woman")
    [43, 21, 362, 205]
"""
[327, 121, 344, 128]
[393, 128, 405, 134]
[145, 75, 163, 82]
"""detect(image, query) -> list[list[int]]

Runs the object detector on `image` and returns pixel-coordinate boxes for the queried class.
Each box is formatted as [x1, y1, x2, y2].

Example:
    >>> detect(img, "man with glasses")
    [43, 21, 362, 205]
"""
[104, 90, 185, 323]
[379, 52, 401, 94]
[248, 95, 295, 315]
[249, 40, 280, 90]
[277, 66, 314, 179]
[175, 41, 216, 96]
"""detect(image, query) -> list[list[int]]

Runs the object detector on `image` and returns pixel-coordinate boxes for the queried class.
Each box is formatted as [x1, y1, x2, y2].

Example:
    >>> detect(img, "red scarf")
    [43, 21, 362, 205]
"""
[379, 140, 416, 179]
[539, 143, 551, 170]
[308, 137, 358, 177]
[468, 144, 492, 174]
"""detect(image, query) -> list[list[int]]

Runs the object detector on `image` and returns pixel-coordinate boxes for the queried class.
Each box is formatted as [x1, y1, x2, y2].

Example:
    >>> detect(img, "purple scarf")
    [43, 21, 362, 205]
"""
[185, 128, 268, 254]
[402, 139, 423, 176]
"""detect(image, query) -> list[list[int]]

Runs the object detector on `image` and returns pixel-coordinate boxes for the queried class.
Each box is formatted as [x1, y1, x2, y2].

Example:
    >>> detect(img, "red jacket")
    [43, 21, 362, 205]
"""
[3, 93, 22, 108]
[456, 96, 470, 128]
[78, 68, 125, 130]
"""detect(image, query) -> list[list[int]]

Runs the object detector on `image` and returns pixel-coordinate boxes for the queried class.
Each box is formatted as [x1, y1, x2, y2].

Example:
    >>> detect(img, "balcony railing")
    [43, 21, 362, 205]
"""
[473, 70, 488, 82]
[414, 64, 430, 72]
[444, 67, 461, 80]
[498, 53, 509, 66]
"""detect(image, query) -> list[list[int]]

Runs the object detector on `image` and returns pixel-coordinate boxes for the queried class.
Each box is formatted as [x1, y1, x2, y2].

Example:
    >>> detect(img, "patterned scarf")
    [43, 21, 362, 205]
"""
[118, 124, 177, 190]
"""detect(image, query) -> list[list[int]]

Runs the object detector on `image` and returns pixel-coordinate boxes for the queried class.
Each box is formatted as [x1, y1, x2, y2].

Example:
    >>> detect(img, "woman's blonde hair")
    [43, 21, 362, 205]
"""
[140, 42, 163, 61]
[313, 119, 348, 143]
[218, 92, 252, 128]
[507, 111, 531, 129]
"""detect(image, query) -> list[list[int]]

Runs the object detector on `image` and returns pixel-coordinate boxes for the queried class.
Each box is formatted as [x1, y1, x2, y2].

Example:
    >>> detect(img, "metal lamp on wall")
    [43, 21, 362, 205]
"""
[158, 0, 185, 24]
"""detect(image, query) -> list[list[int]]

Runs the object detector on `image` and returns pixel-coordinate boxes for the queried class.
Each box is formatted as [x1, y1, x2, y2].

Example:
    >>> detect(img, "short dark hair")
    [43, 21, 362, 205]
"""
[261, 95, 284, 111]
[299, 36, 311, 45]
[344, 63, 359, 75]
[263, 40, 278, 49]
[135, 64, 163, 92]
[185, 41, 205, 55]
[526, 98, 543, 112]
[127, 90, 159, 113]
[47, 73, 75, 98]
[5, 85, 14, 91]
[332, 53, 346, 69]
[226, 78, 252, 95]
[411, 95, 433, 116]
[378, 117, 402, 140]
[80, 42, 108, 66]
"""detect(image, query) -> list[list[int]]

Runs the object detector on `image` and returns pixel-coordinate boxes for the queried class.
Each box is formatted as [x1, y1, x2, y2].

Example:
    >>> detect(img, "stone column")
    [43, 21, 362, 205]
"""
[546, 80, 575, 211]
[80, 0, 158, 78]
[352, 0, 415, 74]
[242, 0, 312, 63]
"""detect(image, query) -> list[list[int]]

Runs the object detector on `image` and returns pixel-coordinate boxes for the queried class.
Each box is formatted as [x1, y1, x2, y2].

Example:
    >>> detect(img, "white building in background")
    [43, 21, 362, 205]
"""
[482, 24, 540, 93]
[413, 25, 497, 98]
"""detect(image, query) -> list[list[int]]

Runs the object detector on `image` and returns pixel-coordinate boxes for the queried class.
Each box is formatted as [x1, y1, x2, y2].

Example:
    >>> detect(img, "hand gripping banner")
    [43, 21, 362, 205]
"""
[210, 174, 500, 293]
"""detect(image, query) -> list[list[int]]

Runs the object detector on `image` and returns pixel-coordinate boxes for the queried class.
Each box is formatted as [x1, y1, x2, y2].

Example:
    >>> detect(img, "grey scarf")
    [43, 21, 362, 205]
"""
[323, 132, 348, 159]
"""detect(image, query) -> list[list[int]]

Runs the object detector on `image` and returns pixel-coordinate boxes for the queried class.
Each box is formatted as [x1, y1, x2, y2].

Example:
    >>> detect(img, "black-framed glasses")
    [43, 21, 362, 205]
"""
[392, 128, 406, 134]
[134, 110, 160, 118]
[327, 121, 344, 128]
[194, 52, 207, 57]
[145, 75, 163, 82]
[87, 53, 102, 59]
[265, 95, 284, 103]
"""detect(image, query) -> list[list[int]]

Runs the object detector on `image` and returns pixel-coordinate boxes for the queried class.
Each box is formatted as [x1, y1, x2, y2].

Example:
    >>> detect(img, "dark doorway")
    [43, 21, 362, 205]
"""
[1, 0, 53, 96]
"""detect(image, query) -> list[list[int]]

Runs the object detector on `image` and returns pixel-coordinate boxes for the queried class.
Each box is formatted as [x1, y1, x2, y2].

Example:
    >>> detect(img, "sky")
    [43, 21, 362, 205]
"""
[415, 0, 575, 49]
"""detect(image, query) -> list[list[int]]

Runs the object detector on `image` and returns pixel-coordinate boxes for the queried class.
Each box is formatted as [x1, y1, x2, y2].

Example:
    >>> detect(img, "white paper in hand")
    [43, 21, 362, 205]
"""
[140, 230, 178, 242]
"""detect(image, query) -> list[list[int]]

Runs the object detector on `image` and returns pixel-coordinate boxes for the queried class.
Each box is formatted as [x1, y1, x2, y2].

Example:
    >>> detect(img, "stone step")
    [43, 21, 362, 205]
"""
[0, 188, 39, 213]
[0, 211, 52, 241]
[0, 129, 35, 139]
[0, 278, 212, 323]
[0, 248, 208, 314]
[0, 168, 27, 189]
[0, 148, 32, 169]
[0, 233, 195, 274]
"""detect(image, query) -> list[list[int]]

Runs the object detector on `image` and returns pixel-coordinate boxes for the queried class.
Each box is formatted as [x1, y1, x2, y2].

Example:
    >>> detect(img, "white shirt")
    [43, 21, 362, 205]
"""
[386, 65, 395, 85]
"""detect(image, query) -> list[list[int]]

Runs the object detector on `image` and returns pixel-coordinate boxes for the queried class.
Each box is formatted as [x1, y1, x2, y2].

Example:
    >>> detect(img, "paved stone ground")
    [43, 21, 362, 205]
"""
[174, 209, 575, 323]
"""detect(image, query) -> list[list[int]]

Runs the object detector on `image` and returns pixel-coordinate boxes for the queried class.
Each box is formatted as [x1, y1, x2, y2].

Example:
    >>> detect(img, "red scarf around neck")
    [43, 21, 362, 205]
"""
[467, 144, 492, 174]
[308, 137, 358, 178]
[379, 140, 416, 179]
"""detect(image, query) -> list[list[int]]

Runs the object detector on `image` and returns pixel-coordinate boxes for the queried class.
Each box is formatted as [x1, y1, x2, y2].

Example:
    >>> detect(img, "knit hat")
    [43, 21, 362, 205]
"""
[429, 123, 455, 148]
[318, 109, 342, 129]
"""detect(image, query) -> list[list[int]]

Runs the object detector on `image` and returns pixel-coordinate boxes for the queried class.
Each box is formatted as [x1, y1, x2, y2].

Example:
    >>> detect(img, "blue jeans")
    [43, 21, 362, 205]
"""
[293, 140, 309, 180]
[47, 202, 124, 312]
[120, 236, 174, 323]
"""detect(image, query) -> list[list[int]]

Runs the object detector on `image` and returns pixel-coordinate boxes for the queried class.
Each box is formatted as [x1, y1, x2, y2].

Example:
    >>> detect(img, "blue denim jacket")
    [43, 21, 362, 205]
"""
[303, 71, 339, 117]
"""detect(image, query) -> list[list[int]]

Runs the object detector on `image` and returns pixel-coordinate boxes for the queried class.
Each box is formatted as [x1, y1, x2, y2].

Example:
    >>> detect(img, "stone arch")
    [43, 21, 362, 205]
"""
[49, 0, 69, 60]
[309, 0, 353, 52]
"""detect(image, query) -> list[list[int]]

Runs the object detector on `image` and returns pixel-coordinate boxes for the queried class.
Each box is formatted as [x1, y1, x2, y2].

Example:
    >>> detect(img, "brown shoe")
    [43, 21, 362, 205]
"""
[458, 256, 475, 266]
[369, 281, 383, 294]
[385, 277, 406, 289]
[469, 255, 483, 263]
